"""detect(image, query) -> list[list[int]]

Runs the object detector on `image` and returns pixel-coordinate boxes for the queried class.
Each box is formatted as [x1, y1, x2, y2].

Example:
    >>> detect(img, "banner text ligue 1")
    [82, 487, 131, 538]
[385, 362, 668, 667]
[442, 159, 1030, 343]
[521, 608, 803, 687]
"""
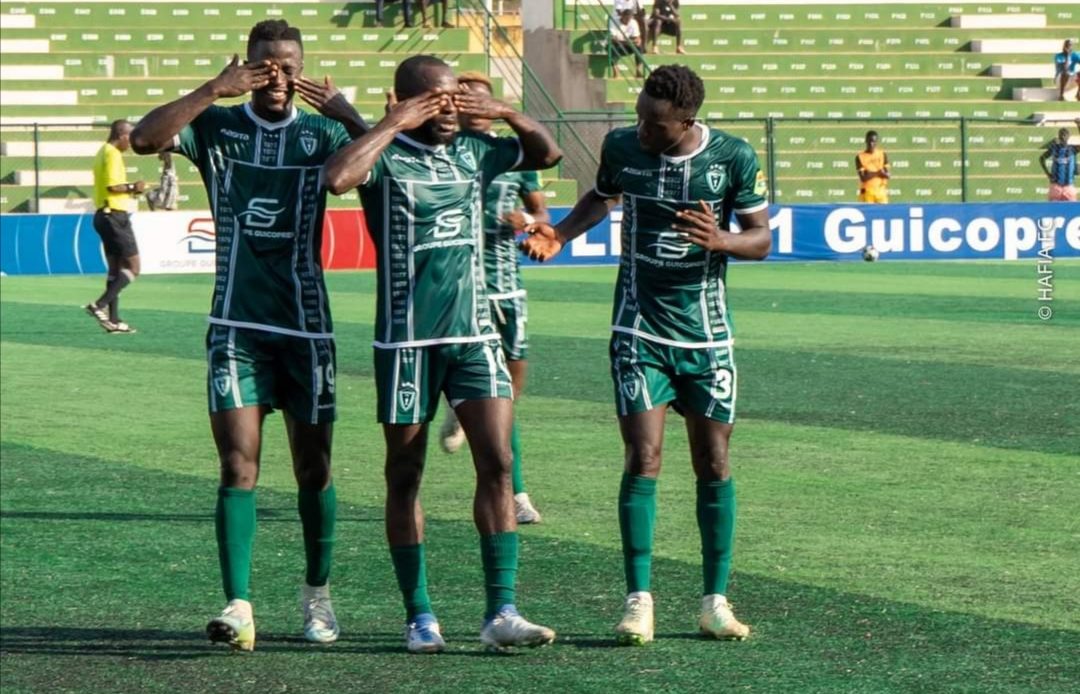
[549, 203, 1080, 266]
[1, 203, 1077, 276]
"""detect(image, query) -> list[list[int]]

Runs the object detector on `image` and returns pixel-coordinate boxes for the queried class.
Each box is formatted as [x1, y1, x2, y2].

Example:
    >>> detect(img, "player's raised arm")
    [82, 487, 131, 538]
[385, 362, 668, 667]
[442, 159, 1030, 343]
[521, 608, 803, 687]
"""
[323, 91, 447, 195]
[520, 189, 618, 262]
[454, 87, 562, 171]
[294, 75, 369, 138]
[130, 55, 276, 154]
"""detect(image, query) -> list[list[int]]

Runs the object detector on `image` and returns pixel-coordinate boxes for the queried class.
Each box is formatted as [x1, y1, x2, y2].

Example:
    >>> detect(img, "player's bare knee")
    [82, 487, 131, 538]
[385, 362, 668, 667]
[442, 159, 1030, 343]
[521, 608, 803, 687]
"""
[385, 454, 424, 496]
[220, 454, 258, 488]
[625, 443, 663, 477]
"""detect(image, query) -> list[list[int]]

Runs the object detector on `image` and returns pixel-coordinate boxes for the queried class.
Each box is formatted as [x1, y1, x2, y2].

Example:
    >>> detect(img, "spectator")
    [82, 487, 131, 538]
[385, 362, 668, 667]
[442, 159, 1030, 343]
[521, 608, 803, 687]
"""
[146, 152, 179, 211]
[609, 8, 644, 78]
[84, 119, 145, 334]
[1040, 121, 1080, 201]
[855, 130, 890, 204]
[375, 0, 453, 28]
[1054, 39, 1080, 101]
[648, 1, 684, 55]
[614, 0, 647, 42]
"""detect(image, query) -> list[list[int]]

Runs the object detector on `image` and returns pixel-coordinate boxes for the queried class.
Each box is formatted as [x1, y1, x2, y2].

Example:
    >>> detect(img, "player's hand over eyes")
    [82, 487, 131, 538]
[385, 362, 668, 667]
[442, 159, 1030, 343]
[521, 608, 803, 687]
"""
[673, 200, 726, 252]
[385, 90, 450, 131]
[211, 55, 278, 98]
[453, 84, 511, 120]
[518, 222, 564, 262]
[295, 76, 361, 124]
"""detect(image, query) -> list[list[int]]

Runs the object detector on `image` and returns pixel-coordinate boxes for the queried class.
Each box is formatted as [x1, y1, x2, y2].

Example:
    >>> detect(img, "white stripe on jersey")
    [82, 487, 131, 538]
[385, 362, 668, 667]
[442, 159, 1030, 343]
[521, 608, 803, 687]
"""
[226, 327, 243, 407]
[208, 317, 334, 340]
[611, 326, 733, 350]
[292, 175, 306, 330]
[372, 334, 499, 349]
[412, 348, 423, 425]
[389, 348, 401, 425]
[406, 180, 417, 343]
[309, 339, 318, 424]
[382, 176, 392, 345]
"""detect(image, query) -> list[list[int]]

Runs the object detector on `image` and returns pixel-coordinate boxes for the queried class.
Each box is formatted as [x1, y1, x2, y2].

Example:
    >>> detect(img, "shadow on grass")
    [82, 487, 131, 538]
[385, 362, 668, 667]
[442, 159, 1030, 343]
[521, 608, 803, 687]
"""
[2, 440, 1079, 690]
[0, 510, 380, 523]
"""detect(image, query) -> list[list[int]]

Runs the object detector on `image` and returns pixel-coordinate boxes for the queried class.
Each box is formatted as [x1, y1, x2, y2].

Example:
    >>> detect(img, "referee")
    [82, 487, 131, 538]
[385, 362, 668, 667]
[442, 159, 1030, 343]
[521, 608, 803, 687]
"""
[85, 119, 145, 334]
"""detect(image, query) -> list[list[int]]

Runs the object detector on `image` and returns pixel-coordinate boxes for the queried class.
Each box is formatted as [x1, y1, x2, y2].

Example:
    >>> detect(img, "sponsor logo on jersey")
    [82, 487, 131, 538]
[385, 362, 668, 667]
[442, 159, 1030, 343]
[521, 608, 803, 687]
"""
[219, 128, 251, 141]
[299, 131, 317, 156]
[622, 167, 652, 177]
[432, 208, 468, 239]
[754, 170, 768, 196]
[649, 230, 691, 259]
[706, 164, 727, 193]
[239, 197, 287, 229]
[391, 153, 422, 163]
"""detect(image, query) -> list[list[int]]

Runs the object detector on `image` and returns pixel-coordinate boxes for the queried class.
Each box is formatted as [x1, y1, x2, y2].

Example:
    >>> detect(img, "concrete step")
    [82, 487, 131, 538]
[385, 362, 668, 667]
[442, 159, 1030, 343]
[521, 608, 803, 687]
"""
[971, 39, 1065, 54]
[991, 64, 1055, 79]
[950, 14, 1045, 29]
[1013, 87, 1069, 101]
[1033, 111, 1080, 123]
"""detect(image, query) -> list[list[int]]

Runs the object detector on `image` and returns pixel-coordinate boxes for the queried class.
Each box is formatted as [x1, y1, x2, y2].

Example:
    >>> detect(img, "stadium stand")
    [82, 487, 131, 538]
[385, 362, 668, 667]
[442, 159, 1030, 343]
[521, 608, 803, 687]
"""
[1, 1, 1078, 207]
[558, 0, 1080, 202]
[0, 1, 577, 212]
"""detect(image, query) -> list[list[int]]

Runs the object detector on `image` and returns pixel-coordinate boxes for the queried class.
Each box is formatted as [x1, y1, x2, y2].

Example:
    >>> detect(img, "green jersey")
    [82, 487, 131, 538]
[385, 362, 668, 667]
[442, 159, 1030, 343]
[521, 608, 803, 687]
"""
[359, 131, 523, 348]
[595, 124, 768, 348]
[175, 104, 350, 338]
[484, 168, 541, 299]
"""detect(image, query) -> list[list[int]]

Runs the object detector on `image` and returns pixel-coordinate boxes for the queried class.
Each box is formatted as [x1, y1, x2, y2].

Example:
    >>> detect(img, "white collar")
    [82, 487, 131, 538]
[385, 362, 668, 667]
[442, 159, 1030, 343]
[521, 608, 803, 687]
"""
[395, 131, 448, 153]
[244, 102, 298, 130]
[661, 122, 710, 163]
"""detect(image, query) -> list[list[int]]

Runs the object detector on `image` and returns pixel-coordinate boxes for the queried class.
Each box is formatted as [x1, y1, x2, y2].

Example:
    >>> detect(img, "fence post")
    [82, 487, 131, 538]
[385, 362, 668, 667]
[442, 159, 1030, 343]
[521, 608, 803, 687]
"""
[33, 123, 41, 213]
[766, 117, 777, 205]
[960, 117, 968, 203]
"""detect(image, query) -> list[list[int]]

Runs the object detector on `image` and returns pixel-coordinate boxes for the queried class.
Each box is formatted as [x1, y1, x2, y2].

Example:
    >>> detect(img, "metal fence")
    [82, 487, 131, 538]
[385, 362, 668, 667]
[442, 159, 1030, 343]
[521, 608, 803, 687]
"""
[543, 115, 1074, 204]
[1, 117, 1072, 213]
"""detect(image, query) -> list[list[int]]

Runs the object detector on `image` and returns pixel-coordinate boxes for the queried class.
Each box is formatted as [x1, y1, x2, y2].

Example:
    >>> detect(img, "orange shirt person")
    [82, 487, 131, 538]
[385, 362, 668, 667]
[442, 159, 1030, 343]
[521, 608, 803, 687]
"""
[856, 130, 890, 203]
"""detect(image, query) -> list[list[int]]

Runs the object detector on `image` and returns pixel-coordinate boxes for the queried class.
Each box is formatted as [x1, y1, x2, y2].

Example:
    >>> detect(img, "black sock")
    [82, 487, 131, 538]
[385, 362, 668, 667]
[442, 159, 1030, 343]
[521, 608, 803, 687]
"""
[99, 270, 133, 318]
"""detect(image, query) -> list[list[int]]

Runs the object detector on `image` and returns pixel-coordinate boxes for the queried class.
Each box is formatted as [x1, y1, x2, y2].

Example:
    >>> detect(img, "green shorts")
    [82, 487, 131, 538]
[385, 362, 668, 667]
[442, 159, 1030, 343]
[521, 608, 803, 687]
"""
[609, 332, 737, 423]
[374, 339, 512, 424]
[206, 325, 336, 424]
[489, 293, 528, 361]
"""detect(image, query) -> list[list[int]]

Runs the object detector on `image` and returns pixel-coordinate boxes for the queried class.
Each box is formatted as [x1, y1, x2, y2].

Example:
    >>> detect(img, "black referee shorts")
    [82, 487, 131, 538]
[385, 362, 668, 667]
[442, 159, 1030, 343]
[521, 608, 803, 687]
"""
[92, 208, 139, 258]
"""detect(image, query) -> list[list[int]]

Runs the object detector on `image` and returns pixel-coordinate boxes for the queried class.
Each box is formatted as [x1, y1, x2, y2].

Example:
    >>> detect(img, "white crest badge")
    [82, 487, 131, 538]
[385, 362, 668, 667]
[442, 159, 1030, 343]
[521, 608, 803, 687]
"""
[300, 132, 317, 156]
[621, 378, 641, 402]
[398, 387, 416, 411]
[706, 165, 726, 193]
[213, 373, 231, 398]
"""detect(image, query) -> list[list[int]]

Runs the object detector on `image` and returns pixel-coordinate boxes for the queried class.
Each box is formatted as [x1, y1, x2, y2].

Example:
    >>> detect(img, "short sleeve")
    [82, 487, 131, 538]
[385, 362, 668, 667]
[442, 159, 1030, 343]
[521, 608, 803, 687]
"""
[173, 106, 222, 170]
[729, 142, 769, 215]
[105, 147, 126, 187]
[518, 169, 542, 195]
[325, 119, 351, 155]
[594, 132, 622, 198]
[361, 151, 388, 189]
[478, 135, 523, 180]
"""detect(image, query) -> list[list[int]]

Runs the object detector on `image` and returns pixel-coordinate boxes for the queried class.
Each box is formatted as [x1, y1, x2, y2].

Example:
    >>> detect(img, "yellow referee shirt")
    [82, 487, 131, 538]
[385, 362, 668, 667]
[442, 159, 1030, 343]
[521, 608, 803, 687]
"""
[93, 142, 134, 211]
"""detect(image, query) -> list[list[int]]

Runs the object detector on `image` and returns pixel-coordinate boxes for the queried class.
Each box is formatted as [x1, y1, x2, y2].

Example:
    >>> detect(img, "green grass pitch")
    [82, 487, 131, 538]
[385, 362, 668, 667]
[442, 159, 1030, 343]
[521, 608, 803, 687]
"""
[1, 261, 1078, 693]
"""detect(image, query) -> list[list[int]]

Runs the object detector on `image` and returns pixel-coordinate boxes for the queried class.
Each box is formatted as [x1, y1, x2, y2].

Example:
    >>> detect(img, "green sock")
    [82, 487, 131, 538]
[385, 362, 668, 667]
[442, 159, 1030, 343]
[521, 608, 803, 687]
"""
[298, 484, 336, 587]
[618, 474, 657, 593]
[697, 478, 736, 596]
[216, 487, 256, 601]
[510, 419, 525, 495]
[479, 532, 519, 619]
[389, 544, 432, 619]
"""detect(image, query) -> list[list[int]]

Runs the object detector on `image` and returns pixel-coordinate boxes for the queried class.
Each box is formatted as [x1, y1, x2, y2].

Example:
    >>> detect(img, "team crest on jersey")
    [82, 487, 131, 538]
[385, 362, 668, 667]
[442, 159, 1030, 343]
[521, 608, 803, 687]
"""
[621, 376, 641, 402]
[299, 131, 317, 156]
[213, 371, 231, 398]
[706, 164, 727, 193]
[398, 384, 417, 411]
[460, 150, 477, 170]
